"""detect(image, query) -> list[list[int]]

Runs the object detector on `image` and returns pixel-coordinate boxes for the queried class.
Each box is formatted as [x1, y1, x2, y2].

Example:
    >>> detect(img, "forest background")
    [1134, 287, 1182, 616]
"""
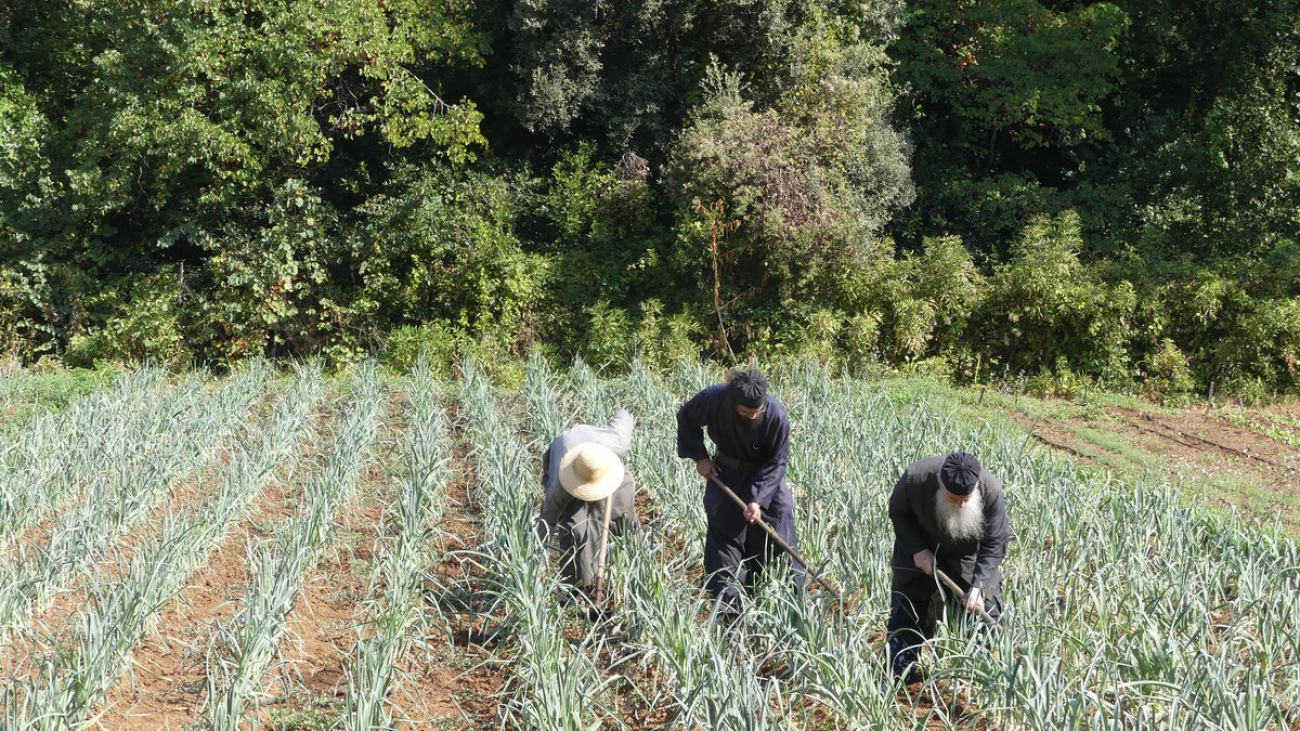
[1, 0, 1298, 402]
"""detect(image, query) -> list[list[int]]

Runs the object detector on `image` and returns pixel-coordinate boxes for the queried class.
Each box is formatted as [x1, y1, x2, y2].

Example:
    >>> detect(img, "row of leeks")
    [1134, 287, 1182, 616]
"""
[203, 363, 383, 731]
[0, 368, 168, 551]
[459, 360, 613, 729]
[543, 358, 1300, 730]
[1, 363, 325, 731]
[0, 363, 270, 646]
[340, 357, 453, 730]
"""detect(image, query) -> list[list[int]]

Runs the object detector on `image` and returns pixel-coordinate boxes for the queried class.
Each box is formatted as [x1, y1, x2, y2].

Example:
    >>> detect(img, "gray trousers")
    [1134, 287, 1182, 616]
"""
[555, 485, 640, 587]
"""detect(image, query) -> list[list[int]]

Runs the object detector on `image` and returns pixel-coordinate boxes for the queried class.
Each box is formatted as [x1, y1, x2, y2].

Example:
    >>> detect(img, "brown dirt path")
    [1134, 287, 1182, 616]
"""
[90, 398, 331, 731]
[394, 399, 504, 730]
[0, 449, 237, 685]
[254, 471, 391, 724]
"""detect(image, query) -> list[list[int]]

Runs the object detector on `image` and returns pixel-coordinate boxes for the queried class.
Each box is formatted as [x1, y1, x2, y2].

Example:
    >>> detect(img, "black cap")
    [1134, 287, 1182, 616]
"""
[940, 452, 982, 496]
[727, 369, 768, 408]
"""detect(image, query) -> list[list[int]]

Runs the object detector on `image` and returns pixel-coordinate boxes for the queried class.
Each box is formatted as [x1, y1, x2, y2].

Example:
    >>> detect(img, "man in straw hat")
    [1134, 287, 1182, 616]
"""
[887, 451, 1010, 683]
[677, 367, 803, 616]
[539, 409, 641, 590]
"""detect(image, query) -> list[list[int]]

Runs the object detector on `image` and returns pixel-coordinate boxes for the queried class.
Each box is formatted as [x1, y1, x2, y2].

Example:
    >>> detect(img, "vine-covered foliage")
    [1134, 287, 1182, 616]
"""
[1, 0, 1297, 397]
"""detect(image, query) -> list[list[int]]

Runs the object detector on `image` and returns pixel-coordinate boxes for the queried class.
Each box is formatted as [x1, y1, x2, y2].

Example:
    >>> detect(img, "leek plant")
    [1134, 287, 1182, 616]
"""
[0, 367, 168, 552]
[341, 357, 451, 730]
[1, 364, 321, 730]
[0, 363, 268, 644]
[205, 363, 382, 731]
[458, 360, 612, 730]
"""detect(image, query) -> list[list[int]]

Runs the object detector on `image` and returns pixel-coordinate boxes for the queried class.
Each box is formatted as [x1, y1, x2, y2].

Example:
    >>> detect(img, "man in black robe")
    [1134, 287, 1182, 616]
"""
[887, 451, 1010, 682]
[676, 368, 802, 614]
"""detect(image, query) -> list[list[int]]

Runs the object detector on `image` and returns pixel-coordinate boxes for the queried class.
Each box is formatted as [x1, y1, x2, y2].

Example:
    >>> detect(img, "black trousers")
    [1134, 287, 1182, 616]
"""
[702, 479, 804, 612]
[886, 571, 1003, 672]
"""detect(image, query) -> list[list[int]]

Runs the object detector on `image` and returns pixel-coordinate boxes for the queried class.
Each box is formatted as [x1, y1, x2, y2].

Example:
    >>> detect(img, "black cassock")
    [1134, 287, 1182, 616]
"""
[676, 385, 802, 609]
[887, 454, 1010, 649]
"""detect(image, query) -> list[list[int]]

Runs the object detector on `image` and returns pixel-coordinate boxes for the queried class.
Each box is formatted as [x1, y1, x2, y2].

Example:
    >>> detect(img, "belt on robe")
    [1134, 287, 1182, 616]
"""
[713, 452, 762, 472]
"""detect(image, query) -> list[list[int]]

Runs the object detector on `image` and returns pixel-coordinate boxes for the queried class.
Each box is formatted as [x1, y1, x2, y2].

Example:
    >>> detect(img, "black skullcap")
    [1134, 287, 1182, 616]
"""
[727, 369, 768, 408]
[940, 452, 982, 496]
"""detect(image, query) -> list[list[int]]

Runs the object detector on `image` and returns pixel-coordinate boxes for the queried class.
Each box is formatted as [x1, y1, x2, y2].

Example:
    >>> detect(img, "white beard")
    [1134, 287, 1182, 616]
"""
[935, 487, 985, 542]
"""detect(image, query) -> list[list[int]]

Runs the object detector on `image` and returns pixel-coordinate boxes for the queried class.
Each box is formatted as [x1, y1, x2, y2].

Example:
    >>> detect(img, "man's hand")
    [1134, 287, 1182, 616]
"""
[912, 549, 935, 576]
[964, 586, 984, 614]
[695, 458, 718, 479]
[743, 501, 762, 524]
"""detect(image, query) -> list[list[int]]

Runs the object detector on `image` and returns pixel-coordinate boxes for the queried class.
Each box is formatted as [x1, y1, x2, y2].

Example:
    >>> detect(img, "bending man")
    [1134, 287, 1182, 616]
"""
[539, 409, 640, 589]
[887, 451, 1009, 682]
[677, 368, 802, 615]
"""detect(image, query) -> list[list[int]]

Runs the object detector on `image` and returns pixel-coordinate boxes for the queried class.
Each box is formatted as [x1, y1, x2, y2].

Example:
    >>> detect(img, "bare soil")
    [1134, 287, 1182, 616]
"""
[10, 381, 1299, 731]
[400, 399, 505, 730]
[1013, 401, 1300, 532]
[91, 416, 318, 731]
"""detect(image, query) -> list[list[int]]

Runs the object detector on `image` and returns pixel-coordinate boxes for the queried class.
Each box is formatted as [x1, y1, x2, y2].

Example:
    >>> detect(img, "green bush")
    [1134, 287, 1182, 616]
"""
[536, 145, 668, 359]
[1024, 360, 1091, 400]
[667, 47, 912, 355]
[579, 301, 635, 371]
[1142, 338, 1196, 404]
[380, 323, 466, 377]
[978, 211, 1135, 385]
[840, 311, 885, 374]
[353, 164, 547, 354]
[634, 299, 703, 369]
[63, 272, 190, 369]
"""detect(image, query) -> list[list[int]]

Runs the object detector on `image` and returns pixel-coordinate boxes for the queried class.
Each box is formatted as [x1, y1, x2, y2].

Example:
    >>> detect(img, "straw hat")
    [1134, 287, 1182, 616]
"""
[558, 443, 624, 501]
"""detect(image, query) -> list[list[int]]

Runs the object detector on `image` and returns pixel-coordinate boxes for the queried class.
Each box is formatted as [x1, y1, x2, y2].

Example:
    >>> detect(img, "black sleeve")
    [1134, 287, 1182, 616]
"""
[676, 390, 710, 461]
[971, 489, 1009, 590]
[744, 409, 788, 506]
[888, 472, 928, 557]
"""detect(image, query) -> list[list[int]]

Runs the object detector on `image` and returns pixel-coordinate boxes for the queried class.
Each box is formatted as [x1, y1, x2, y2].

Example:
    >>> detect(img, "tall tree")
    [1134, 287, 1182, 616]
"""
[668, 12, 914, 354]
[0, 0, 487, 355]
[889, 0, 1128, 255]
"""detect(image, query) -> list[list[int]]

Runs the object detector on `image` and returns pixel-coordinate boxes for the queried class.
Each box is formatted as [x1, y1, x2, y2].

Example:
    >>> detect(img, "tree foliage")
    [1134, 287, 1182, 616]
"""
[0, 0, 1297, 398]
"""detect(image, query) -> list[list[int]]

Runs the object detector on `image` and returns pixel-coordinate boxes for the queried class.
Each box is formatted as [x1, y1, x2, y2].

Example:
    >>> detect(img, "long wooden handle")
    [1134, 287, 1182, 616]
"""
[708, 475, 841, 600]
[592, 493, 615, 604]
[935, 568, 997, 626]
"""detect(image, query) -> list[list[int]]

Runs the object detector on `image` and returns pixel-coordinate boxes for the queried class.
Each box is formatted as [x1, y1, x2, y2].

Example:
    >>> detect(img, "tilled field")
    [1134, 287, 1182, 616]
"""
[0, 358, 1297, 730]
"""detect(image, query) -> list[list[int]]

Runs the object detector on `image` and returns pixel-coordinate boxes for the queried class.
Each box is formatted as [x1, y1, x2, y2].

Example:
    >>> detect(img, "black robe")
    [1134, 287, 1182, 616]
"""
[676, 385, 800, 604]
[888, 454, 1009, 594]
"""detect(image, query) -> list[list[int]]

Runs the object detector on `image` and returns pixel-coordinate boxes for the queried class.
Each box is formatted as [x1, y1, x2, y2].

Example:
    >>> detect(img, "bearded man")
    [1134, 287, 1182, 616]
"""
[677, 368, 803, 615]
[887, 452, 1009, 683]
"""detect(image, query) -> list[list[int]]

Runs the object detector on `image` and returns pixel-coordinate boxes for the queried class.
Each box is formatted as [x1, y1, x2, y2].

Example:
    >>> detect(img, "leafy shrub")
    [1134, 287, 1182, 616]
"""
[841, 311, 884, 374]
[978, 211, 1135, 384]
[64, 272, 190, 369]
[667, 47, 912, 355]
[353, 164, 547, 353]
[580, 301, 635, 371]
[1024, 360, 1091, 400]
[634, 299, 703, 369]
[380, 323, 466, 377]
[1142, 339, 1196, 403]
[536, 145, 667, 358]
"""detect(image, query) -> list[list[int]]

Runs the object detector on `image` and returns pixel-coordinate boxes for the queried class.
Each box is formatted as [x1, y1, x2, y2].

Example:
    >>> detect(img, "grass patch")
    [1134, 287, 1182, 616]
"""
[871, 375, 1300, 534]
[0, 364, 123, 433]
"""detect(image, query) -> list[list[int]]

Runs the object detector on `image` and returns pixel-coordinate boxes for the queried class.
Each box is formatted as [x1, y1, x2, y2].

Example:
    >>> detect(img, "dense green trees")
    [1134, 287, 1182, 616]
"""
[1, 0, 1297, 398]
